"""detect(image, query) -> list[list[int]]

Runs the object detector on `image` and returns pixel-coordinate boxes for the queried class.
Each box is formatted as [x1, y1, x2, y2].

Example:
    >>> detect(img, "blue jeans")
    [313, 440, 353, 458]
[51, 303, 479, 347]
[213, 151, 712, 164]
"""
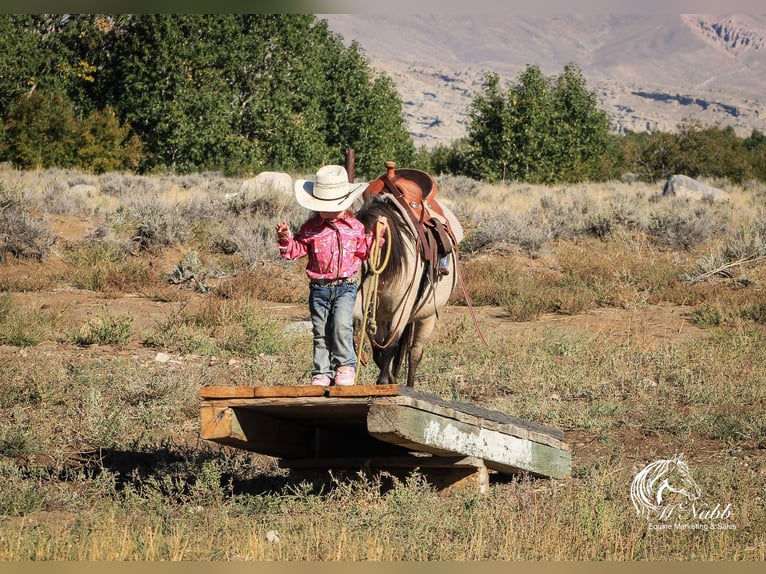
[308, 282, 358, 377]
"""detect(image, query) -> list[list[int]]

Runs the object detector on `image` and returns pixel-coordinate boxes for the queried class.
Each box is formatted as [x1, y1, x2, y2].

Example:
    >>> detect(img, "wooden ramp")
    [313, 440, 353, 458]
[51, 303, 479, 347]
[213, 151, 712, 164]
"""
[199, 384, 571, 492]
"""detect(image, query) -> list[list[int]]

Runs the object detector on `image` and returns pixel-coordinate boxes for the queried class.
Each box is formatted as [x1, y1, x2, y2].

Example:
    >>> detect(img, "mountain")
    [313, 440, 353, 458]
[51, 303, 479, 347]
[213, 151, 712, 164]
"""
[320, 14, 766, 148]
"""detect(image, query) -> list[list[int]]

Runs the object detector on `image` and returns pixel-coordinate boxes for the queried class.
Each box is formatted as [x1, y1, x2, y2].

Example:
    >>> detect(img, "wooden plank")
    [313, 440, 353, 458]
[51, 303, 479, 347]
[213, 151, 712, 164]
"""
[397, 386, 565, 442]
[199, 396, 375, 410]
[253, 386, 327, 398]
[383, 394, 565, 450]
[199, 386, 256, 399]
[279, 455, 485, 469]
[200, 405, 238, 440]
[367, 402, 571, 479]
[199, 385, 325, 399]
[199, 405, 314, 457]
[327, 384, 399, 397]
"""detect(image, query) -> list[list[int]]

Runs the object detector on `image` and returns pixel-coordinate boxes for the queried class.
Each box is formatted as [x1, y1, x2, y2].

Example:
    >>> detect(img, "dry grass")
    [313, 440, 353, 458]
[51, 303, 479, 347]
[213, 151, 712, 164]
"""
[0, 166, 764, 559]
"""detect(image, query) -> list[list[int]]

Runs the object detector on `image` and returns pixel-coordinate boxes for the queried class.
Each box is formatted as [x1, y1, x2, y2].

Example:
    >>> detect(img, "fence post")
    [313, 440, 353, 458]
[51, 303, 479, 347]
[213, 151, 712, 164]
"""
[345, 148, 355, 182]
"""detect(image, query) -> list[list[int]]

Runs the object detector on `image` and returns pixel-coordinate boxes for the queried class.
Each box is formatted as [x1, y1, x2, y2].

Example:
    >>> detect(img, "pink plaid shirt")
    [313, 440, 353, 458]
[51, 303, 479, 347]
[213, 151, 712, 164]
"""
[277, 212, 377, 280]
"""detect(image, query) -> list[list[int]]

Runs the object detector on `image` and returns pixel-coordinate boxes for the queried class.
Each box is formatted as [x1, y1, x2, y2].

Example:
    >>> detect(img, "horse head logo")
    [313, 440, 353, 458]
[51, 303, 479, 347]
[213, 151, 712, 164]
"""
[630, 454, 702, 517]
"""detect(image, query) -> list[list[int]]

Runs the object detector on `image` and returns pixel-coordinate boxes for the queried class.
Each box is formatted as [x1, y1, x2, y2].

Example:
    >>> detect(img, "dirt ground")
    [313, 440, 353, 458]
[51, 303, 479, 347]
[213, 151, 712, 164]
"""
[1, 276, 715, 465]
[3, 273, 707, 368]
[1, 214, 756, 473]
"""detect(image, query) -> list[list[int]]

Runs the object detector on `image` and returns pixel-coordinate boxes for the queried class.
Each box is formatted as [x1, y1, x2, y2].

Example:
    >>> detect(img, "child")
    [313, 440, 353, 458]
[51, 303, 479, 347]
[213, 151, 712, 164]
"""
[276, 165, 386, 387]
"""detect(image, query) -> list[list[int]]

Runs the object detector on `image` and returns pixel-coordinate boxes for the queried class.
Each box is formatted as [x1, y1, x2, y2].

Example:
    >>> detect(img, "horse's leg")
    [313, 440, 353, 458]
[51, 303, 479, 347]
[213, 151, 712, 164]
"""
[369, 321, 398, 385]
[405, 315, 436, 388]
[373, 343, 399, 385]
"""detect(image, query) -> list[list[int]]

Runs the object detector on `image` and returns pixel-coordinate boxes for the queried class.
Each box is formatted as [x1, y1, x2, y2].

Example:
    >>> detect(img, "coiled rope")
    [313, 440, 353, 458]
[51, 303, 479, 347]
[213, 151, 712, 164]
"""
[354, 219, 390, 384]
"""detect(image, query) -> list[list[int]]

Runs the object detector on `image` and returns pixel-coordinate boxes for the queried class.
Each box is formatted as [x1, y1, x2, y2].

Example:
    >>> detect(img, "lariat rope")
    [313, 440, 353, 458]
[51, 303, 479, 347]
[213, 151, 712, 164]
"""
[355, 219, 390, 384]
[353, 211, 490, 385]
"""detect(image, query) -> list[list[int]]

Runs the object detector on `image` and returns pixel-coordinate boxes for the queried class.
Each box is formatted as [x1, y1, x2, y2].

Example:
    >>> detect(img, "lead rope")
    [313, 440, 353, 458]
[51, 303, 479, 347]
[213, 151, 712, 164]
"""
[354, 219, 390, 384]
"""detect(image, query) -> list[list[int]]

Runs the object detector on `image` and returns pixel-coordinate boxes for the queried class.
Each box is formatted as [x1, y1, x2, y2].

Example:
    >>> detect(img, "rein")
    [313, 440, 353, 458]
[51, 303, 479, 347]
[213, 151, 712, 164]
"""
[450, 228, 490, 350]
[355, 218, 393, 383]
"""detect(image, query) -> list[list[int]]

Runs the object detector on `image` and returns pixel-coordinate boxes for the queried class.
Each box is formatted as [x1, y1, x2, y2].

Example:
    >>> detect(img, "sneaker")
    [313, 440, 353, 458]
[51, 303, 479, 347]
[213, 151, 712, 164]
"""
[310, 374, 332, 387]
[334, 365, 355, 386]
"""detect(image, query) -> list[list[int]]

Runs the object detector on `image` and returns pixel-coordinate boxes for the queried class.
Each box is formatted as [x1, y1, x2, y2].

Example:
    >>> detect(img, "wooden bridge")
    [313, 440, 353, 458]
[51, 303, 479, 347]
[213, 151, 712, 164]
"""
[199, 384, 571, 493]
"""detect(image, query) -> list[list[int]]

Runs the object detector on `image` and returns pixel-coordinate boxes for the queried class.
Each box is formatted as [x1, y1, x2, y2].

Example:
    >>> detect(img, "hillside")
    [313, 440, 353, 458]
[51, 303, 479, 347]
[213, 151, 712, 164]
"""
[321, 14, 766, 148]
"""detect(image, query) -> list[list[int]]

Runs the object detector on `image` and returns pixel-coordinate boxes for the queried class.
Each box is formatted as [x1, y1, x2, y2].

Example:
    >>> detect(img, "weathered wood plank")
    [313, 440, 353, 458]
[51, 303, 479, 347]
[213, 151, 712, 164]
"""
[200, 405, 237, 440]
[252, 386, 327, 398]
[199, 386, 256, 399]
[199, 385, 326, 399]
[279, 455, 485, 469]
[199, 405, 314, 457]
[397, 386, 565, 441]
[327, 384, 399, 397]
[380, 394, 565, 449]
[367, 402, 571, 479]
[198, 396, 375, 409]
[198, 383, 571, 480]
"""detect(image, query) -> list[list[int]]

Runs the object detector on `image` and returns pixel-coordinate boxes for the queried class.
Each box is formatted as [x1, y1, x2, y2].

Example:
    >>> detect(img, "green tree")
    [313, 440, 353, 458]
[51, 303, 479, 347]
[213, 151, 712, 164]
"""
[619, 130, 682, 182]
[77, 106, 143, 173]
[550, 63, 612, 181]
[620, 122, 753, 183]
[3, 90, 79, 169]
[676, 122, 751, 183]
[0, 14, 413, 176]
[465, 72, 513, 182]
[0, 16, 45, 119]
[0, 15, 117, 119]
[744, 129, 766, 181]
[98, 14, 412, 176]
[99, 15, 240, 172]
[465, 64, 612, 183]
[508, 65, 557, 182]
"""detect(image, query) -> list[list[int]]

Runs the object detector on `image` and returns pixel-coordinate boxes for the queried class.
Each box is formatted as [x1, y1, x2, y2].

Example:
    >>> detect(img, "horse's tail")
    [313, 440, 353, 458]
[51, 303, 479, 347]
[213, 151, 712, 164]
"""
[392, 322, 413, 381]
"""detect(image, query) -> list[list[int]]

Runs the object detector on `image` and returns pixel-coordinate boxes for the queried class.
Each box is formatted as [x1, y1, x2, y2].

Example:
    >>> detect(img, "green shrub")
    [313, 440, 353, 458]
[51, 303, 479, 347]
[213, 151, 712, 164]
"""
[77, 106, 143, 174]
[71, 312, 134, 346]
[0, 293, 52, 346]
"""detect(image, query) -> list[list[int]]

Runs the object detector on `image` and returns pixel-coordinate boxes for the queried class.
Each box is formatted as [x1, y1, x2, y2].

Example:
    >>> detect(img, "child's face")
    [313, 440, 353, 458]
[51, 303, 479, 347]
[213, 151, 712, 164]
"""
[319, 211, 342, 221]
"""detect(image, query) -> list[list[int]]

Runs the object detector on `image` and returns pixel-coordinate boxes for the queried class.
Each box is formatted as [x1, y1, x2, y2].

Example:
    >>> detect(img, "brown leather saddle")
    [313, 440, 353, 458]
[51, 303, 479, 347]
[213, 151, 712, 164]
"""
[364, 161, 455, 282]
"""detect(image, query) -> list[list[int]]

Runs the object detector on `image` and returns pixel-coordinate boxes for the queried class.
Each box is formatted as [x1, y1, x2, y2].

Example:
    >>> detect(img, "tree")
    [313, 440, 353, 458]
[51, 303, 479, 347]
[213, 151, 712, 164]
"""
[465, 72, 514, 182]
[3, 90, 79, 169]
[550, 63, 612, 181]
[77, 106, 143, 173]
[744, 129, 766, 181]
[99, 14, 412, 175]
[0, 14, 414, 176]
[464, 64, 612, 183]
[676, 122, 751, 183]
[0, 16, 46, 118]
[620, 122, 753, 183]
[99, 15, 240, 172]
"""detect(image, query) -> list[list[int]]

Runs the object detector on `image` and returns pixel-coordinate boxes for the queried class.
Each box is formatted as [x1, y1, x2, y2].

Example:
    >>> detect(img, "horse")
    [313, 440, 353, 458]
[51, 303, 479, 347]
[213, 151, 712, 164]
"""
[630, 454, 702, 517]
[354, 193, 458, 387]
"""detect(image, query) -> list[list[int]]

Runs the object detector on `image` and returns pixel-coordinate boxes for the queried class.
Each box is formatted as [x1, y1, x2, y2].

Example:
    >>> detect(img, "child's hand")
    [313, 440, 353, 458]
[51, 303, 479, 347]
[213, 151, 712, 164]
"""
[276, 221, 291, 241]
[375, 215, 387, 244]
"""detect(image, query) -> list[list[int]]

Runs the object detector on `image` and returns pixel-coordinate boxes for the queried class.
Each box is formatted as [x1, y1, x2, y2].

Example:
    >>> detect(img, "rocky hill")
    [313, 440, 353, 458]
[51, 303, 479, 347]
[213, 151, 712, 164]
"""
[321, 14, 766, 148]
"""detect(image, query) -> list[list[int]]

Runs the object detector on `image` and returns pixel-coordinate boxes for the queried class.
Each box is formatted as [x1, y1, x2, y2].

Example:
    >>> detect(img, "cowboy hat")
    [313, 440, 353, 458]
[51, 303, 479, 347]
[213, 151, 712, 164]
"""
[294, 165, 368, 212]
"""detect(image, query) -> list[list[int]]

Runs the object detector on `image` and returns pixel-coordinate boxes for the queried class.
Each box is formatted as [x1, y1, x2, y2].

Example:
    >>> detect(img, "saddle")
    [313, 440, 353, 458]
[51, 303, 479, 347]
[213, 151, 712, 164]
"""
[364, 161, 455, 282]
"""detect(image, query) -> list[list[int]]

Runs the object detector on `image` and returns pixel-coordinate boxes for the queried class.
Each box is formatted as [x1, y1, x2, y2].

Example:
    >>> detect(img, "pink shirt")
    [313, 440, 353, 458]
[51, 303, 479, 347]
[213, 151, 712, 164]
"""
[277, 212, 377, 280]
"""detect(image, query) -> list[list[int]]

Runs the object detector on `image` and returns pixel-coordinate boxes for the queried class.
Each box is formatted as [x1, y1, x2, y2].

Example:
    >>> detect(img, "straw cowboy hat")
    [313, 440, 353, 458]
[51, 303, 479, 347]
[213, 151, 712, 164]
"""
[294, 165, 368, 212]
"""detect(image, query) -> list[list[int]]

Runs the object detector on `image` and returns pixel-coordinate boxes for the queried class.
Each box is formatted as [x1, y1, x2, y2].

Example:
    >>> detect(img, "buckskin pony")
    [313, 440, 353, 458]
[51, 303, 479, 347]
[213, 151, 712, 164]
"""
[353, 162, 461, 387]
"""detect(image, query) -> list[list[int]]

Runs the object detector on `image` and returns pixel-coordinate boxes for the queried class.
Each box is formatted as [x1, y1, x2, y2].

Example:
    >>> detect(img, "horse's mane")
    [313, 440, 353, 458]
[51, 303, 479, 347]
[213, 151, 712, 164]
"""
[355, 194, 414, 285]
